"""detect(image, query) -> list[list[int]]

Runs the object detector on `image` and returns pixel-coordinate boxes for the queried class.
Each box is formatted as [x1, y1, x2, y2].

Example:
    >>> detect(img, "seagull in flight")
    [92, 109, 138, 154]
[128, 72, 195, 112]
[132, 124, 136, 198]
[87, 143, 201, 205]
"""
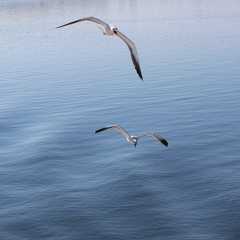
[94, 125, 168, 148]
[57, 17, 143, 80]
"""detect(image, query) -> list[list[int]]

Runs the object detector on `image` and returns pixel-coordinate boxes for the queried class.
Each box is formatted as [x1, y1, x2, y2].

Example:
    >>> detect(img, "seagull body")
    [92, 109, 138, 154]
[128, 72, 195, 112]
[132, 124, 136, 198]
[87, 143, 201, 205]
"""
[57, 17, 143, 80]
[94, 125, 168, 148]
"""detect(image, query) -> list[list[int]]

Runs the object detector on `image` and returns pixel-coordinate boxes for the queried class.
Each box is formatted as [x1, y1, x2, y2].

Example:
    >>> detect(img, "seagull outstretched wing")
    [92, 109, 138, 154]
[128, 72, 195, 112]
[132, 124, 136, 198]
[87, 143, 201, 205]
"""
[95, 125, 131, 140]
[137, 133, 168, 147]
[56, 16, 108, 29]
[114, 30, 143, 80]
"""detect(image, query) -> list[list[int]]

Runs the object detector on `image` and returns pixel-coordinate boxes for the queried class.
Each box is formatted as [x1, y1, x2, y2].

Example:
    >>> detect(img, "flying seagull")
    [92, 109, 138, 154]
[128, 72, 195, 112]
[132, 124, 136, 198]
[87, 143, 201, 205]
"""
[57, 17, 143, 80]
[94, 125, 168, 148]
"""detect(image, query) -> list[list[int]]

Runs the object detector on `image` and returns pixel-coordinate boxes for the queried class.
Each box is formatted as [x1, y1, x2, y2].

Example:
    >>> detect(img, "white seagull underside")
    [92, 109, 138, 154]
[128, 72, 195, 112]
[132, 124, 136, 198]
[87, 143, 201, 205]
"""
[57, 17, 143, 80]
[94, 125, 168, 148]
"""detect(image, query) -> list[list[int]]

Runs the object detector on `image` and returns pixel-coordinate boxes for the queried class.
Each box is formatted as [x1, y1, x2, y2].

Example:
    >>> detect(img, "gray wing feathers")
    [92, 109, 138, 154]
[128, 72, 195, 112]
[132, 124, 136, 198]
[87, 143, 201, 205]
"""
[115, 30, 143, 80]
[95, 125, 131, 139]
[57, 17, 108, 29]
[137, 133, 169, 147]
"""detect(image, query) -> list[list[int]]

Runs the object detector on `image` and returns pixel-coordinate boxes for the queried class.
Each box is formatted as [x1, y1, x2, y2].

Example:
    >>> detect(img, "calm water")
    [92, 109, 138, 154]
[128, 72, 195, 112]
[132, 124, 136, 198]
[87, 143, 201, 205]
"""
[1, 0, 240, 239]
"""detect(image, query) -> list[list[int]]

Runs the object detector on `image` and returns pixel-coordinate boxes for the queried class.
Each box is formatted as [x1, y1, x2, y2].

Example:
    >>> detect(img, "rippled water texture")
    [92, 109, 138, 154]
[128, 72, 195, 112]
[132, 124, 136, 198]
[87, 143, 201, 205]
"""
[0, 0, 240, 239]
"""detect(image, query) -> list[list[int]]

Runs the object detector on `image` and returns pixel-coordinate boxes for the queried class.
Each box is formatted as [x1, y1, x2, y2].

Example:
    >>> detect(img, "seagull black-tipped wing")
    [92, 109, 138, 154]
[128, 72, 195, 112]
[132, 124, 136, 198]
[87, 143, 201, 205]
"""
[114, 30, 143, 80]
[56, 16, 108, 29]
[137, 133, 168, 147]
[94, 125, 131, 139]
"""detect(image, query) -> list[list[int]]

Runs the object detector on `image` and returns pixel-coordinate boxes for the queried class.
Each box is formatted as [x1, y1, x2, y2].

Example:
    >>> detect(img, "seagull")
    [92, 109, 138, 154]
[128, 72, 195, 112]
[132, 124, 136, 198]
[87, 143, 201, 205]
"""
[94, 125, 168, 148]
[56, 17, 143, 80]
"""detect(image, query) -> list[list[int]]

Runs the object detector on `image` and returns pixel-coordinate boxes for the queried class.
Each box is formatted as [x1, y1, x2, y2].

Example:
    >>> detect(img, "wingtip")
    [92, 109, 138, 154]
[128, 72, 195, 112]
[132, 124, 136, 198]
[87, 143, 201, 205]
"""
[94, 128, 106, 134]
[56, 25, 66, 29]
[138, 73, 143, 81]
[164, 140, 169, 147]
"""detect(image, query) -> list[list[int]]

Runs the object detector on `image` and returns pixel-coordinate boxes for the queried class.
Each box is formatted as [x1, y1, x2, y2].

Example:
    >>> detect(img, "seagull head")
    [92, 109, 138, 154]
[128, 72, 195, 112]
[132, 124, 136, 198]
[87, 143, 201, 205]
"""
[110, 25, 118, 34]
[132, 137, 138, 148]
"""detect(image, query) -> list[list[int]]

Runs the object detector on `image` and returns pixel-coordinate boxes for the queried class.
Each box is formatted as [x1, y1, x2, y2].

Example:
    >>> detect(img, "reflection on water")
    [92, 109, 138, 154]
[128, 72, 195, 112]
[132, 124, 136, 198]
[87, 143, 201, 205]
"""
[0, 0, 240, 239]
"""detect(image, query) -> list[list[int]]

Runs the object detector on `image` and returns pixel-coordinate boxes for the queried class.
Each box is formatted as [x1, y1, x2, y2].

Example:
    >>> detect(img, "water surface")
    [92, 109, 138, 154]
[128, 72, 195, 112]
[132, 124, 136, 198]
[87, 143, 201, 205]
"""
[0, 1, 240, 239]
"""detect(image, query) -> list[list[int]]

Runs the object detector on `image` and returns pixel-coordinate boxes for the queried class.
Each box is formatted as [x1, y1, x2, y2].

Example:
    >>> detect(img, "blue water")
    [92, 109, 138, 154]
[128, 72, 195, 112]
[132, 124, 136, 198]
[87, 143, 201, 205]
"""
[1, 0, 240, 239]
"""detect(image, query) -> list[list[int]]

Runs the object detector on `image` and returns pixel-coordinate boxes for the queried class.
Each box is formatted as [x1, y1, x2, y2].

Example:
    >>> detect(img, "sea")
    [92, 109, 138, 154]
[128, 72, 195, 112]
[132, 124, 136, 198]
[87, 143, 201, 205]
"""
[0, 0, 240, 239]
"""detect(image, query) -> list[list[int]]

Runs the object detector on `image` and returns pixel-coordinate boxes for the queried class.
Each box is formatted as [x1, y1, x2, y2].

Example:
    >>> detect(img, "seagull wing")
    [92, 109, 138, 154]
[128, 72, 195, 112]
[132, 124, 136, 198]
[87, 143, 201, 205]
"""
[114, 30, 143, 80]
[56, 16, 108, 29]
[94, 125, 131, 139]
[137, 133, 168, 147]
